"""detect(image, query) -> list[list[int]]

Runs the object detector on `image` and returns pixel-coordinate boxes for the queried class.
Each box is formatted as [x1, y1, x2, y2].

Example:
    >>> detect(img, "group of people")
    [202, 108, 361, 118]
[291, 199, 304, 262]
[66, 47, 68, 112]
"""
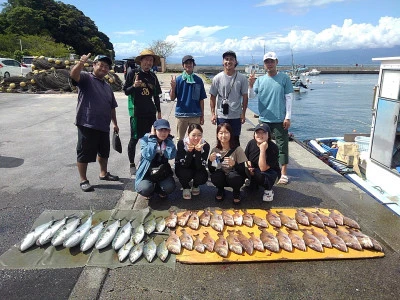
[70, 48, 294, 203]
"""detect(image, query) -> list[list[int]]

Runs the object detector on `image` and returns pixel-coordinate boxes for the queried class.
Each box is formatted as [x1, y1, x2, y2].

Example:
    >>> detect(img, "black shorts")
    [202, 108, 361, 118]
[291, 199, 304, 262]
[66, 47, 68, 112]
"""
[77, 125, 110, 163]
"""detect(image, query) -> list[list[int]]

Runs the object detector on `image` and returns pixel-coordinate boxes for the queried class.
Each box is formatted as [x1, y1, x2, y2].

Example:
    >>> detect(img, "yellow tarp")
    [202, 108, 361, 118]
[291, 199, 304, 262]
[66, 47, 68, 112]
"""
[176, 208, 384, 264]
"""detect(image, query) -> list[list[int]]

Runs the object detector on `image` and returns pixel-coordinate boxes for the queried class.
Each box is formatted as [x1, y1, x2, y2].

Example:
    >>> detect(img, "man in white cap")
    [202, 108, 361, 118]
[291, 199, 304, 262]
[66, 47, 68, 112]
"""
[123, 49, 162, 176]
[248, 51, 294, 184]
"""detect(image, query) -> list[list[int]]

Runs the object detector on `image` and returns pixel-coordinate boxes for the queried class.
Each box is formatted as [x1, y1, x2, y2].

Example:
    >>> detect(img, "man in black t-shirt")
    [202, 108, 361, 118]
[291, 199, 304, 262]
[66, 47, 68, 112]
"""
[123, 49, 161, 176]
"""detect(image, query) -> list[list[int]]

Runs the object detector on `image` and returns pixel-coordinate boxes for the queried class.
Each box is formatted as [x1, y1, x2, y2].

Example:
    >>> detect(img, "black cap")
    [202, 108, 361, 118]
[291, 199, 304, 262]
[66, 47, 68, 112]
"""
[182, 55, 195, 64]
[254, 123, 271, 133]
[93, 55, 112, 67]
[222, 50, 237, 59]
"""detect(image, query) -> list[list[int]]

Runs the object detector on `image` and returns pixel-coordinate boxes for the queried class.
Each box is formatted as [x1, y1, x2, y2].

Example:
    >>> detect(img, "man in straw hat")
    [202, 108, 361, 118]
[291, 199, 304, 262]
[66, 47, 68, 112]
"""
[123, 49, 162, 176]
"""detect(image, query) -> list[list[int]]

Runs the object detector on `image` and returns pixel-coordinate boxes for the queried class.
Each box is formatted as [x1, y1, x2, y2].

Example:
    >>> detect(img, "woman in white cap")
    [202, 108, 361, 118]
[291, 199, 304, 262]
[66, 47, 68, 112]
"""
[135, 119, 176, 199]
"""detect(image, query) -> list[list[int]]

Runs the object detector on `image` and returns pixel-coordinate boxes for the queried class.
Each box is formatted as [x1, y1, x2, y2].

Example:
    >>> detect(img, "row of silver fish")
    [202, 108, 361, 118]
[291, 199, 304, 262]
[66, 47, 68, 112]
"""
[163, 226, 383, 258]
[165, 208, 361, 232]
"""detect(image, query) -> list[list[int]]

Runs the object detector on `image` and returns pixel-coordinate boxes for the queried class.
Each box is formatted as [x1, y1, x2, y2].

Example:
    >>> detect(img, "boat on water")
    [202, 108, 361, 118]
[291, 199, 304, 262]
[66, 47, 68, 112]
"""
[304, 56, 400, 216]
[302, 68, 321, 76]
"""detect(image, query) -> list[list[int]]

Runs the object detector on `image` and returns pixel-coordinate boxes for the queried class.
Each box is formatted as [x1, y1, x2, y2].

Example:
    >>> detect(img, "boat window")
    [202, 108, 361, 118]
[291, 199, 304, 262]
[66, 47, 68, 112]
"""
[379, 70, 400, 100]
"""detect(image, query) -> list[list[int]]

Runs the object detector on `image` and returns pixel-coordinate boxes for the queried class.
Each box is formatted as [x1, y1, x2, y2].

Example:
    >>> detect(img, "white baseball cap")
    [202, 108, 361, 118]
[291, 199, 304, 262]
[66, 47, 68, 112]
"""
[263, 52, 278, 61]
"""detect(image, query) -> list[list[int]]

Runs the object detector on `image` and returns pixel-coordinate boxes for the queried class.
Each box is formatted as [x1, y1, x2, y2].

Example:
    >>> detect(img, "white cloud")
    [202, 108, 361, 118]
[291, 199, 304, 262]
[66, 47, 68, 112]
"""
[113, 30, 144, 36]
[256, 0, 346, 8]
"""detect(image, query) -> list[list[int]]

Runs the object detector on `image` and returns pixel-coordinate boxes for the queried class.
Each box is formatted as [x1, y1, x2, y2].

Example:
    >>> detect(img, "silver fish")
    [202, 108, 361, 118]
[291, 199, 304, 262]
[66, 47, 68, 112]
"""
[187, 211, 200, 230]
[274, 228, 293, 252]
[112, 220, 133, 251]
[277, 211, 298, 230]
[177, 210, 192, 227]
[20, 219, 55, 251]
[179, 229, 193, 251]
[310, 228, 332, 248]
[80, 221, 106, 252]
[37, 215, 73, 246]
[165, 211, 177, 228]
[166, 230, 181, 254]
[301, 229, 324, 252]
[248, 232, 264, 252]
[156, 239, 169, 262]
[287, 229, 306, 252]
[266, 210, 281, 228]
[215, 232, 229, 258]
[117, 237, 135, 262]
[259, 227, 280, 253]
[51, 217, 81, 247]
[129, 241, 144, 263]
[232, 210, 243, 226]
[328, 209, 344, 226]
[144, 217, 156, 235]
[226, 230, 243, 255]
[95, 219, 120, 250]
[199, 209, 211, 227]
[143, 239, 157, 262]
[221, 210, 235, 226]
[295, 209, 310, 226]
[236, 230, 254, 255]
[210, 211, 224, 232]
[302, 210, 325, 229]
[343, 216, 361, 229]
[323, 228, 347, 252]
[63, 212, 94, 248]
[202, 231, 215, 252]
[193, 234, 206, 253]
[314, 211, 337, 228]
[335, 228, 362, 251]
[155, 217, 166, 233]
[242, 209, 254, 227]
[132, 223, 145, 245]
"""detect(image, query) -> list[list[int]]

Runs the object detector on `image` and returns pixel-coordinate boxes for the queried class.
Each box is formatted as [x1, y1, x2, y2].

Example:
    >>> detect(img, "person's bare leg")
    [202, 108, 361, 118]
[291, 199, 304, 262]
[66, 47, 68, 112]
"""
[281, 164, 287, 176]
[77, 162, 89, 182]
[98, 155, 108, 178]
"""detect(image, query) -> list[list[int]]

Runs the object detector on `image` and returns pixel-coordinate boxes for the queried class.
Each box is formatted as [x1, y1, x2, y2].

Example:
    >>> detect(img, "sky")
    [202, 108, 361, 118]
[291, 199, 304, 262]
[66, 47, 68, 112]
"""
[1, 0, 399, 63]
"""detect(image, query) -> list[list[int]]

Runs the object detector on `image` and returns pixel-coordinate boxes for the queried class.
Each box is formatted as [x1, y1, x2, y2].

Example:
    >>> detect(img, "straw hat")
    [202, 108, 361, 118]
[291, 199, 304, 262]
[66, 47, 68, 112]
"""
[135, 49, 160, 65]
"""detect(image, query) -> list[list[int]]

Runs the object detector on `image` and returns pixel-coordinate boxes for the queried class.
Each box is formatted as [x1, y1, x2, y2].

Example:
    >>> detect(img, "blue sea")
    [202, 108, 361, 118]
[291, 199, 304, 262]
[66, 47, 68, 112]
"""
[247, 74, 378, 141]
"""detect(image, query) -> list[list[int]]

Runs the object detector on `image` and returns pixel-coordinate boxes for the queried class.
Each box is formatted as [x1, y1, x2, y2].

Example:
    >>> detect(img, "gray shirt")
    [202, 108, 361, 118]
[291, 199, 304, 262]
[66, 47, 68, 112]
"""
[209, 71, 248, 119]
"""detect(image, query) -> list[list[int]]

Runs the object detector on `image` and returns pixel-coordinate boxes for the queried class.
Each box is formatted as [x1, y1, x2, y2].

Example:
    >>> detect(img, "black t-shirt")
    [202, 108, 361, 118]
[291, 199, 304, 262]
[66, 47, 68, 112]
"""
[245, 139, 280, 173]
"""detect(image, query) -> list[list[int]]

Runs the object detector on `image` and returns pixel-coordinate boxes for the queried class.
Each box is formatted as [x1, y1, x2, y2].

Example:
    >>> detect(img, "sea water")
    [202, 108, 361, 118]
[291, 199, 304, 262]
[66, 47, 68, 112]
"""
[247, 74, 378, 141]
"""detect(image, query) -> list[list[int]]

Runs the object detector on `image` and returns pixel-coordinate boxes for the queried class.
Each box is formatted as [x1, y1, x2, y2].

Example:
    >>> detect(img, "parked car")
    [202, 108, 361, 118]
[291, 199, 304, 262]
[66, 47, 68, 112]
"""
[21, 56, 34, 70]
[113, 60, 124, 73]
[0, 58, 30, 78]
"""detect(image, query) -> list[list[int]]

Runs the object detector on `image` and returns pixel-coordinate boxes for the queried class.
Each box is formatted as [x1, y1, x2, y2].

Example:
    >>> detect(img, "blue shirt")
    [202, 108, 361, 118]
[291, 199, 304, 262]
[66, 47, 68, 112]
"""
[174, 74, 207, 117]
[254, 72, 293, 123]
[75, 72, 118, 132]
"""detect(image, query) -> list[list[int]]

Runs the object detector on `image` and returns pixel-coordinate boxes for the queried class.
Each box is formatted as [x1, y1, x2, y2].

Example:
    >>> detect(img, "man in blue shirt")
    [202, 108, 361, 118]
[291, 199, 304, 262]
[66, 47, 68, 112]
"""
[170, 55, 207, 141]
[248, 51, 294, 184]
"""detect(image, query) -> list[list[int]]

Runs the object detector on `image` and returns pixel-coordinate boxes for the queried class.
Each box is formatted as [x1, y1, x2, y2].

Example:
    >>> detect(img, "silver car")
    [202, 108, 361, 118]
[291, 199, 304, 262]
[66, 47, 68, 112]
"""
[0, 58, 30, 78]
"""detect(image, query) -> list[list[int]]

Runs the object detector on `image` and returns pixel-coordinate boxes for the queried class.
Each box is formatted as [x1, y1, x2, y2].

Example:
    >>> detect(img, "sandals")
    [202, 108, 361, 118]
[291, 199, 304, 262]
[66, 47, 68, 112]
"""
[233, 191, 241, 205]
[80, 180, 94, 192]
[183, 188, 192, 200]
[99, 172, 119, 181]
[277, 175, 289, 185]
[215, 189, 225, 202]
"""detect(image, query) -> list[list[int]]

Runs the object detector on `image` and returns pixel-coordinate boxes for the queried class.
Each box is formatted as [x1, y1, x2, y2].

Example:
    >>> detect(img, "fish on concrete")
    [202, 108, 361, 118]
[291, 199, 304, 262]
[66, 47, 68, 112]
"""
[242, 209, 254, 227]
[236, 230, 254, 255]
[266, 210, 282, 228]
[199, 209, 211, 227]
[343, 216, 361, 229]
[156, 239, 169, 261]
[132, 223, 145, 245]
[287, 229, 306, 252]
[37, 215, 74, 246]
[112, 220, 133, 251]
[226, 230, 243, 255]
[335, 228, 362, 251]
[117, 237, 135, 262]
[129, 241, 144, 263]
[166, 230, 181, 254]
[20, 219, 55, 251]
[202, 231, 215, 252]
[295, 209, 310, 226]
[51, 217, 81, 247]
[277, 211, 298, 230]
[187, 211, 200, 230]
[328, 209, 344, 226]
[314, 210, 337, 228]
[177, 210, 192, 227]
[248, 232, 264, 252]
[215, 232, 229, 258]
[144, 216, 157, 235]
[300, 229, 324, 252]
[259, 227, 280, 253]
[210, 211, 224, 232]
[143, 238, 157, 262]
[95, 219, 121, 250]
[80, 221, 106, 252]
[301, 210, 325, 229]
[63, 211, 94, 248]
[322, 228, 348, 252]
[346, 228, 373, 249]
[155, 216, 166, 233]
[165, 210, 178, 228]
[221, 210, 235, 226]
[179, 228, 194, 251]
[232, 210, 243, 226]
[193, 234, 206, 253]
[274, 228, 293, 252]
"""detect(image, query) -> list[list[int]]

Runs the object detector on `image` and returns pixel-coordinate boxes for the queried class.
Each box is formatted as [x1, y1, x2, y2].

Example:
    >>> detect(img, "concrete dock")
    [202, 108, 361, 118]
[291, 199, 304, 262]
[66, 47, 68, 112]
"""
[0, 72, 399, 299]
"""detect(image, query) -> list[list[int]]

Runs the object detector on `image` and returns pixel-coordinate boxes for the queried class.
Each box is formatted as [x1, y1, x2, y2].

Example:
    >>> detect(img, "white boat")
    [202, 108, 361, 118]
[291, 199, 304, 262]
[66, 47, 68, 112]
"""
[305, 56, 400, 216]
[308, 68, 321, 76]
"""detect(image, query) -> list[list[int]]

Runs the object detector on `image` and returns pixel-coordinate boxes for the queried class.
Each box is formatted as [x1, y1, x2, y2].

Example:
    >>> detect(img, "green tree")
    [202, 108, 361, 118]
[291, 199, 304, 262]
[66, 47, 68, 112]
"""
[5, 6, 45, 35]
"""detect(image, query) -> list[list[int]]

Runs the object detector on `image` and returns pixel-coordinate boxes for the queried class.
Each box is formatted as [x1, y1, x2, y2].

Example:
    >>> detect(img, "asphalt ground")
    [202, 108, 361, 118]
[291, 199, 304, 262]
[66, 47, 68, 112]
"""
[0, 72, 399, 299]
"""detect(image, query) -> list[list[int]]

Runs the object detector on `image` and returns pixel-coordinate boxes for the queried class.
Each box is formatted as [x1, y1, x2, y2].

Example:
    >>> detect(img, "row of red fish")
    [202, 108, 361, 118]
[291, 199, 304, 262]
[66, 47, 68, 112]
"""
[165, 226, 383, 258]
[164, 208, 361, 232]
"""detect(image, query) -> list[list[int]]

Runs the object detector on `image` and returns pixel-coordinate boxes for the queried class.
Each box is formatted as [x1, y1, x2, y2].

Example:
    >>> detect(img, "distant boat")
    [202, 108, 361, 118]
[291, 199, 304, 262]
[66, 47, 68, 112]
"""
[308, 68, 321, 76]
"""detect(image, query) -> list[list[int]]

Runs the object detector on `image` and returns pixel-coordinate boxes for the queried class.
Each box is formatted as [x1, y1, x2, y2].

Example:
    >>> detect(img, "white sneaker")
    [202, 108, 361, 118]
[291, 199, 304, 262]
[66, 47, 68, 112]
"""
[263, 190, 274, 202]
[244, 178, 251, 187]
[191, 186, 200, 196]
[183, 188, 192, 200]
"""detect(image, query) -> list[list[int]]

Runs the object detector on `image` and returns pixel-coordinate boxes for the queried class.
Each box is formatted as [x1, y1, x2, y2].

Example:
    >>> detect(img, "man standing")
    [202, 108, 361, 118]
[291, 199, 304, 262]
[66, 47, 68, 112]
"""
[209, 50, 248, 144]
[248, 51, 294, 184]
[70, 53, 119, 192]
[123, 49, 162, 176]
[170, 55, 207, 141]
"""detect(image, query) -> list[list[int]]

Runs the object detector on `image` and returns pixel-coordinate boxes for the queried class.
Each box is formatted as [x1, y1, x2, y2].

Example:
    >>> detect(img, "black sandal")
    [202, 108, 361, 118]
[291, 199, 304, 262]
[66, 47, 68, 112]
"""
[215, 189, 225, 202]
[233, 192, 241, 205]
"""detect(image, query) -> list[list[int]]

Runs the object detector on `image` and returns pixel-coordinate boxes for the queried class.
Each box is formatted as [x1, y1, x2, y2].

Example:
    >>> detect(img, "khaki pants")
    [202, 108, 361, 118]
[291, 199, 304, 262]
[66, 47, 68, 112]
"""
[176, 117, 201, 141]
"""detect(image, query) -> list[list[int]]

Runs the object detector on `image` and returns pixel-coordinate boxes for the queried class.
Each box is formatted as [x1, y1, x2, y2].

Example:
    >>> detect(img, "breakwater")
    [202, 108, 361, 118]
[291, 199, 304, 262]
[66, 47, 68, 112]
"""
[166, 64, 379, 75]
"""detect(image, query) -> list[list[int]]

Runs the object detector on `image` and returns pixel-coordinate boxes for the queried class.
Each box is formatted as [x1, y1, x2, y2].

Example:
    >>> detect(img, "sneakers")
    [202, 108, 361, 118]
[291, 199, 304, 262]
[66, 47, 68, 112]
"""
[130, 163, 136, 176]
[244, 178, 251, 187]
[263, 190, 274, 202]
[183, 188, 192, 200]
[191, 186, 200, 196]
[80, 180, 94, 192]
